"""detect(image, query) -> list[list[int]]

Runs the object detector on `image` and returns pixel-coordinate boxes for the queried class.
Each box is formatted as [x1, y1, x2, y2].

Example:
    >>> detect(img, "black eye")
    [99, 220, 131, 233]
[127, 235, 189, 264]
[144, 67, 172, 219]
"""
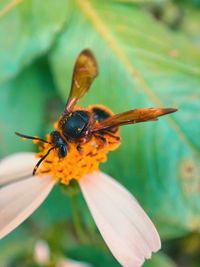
[61, 111, 89, 139]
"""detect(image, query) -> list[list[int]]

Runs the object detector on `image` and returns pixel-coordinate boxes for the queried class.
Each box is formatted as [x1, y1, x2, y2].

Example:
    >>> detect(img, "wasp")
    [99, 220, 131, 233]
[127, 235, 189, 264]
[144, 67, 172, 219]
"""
[16, 49, 177, 174]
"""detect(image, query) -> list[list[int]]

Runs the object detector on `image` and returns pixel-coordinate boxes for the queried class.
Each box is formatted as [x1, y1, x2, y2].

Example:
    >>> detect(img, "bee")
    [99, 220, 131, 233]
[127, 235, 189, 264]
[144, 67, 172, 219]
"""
[16, 49, 177, 174]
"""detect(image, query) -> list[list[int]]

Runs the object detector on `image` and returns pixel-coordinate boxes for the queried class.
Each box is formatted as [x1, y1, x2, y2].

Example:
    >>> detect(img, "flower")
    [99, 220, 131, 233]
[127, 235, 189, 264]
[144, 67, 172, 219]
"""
[0, 147, 160, 267]
[0, 48, 173, 266]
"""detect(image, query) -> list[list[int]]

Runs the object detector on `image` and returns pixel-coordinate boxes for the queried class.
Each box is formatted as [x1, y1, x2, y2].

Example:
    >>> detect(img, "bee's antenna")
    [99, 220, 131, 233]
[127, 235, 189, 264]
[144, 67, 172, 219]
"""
[33, 146, 55, 175]
[15, 132, 51, 144]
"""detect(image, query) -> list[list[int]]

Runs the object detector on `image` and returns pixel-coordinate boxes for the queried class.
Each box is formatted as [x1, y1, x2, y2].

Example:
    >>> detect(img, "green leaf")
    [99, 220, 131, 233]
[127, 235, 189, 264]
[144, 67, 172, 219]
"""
[67, 245, 121, 267]
[31, 185, 71, 229]
[0, 0, 72, 83]
[182, 0, 200, 7]
[49, 0, 200, 238]
[0, 229, 34, 266]
[144, 252, 176, 267]
[0, 63, 47, 157]
[179, 6, 200, 46]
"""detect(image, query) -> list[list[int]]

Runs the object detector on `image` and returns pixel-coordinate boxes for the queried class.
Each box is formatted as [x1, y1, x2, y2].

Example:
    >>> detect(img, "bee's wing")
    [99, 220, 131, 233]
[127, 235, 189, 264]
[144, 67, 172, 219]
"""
[64, 49, 98, 113]
[91, 108, 177, 132]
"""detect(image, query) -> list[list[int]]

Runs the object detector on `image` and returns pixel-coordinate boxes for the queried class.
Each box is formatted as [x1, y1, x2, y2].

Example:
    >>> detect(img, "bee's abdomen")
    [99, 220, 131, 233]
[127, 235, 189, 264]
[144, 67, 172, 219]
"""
[92, 107, 111, 122]
[91, 106, 118, 133]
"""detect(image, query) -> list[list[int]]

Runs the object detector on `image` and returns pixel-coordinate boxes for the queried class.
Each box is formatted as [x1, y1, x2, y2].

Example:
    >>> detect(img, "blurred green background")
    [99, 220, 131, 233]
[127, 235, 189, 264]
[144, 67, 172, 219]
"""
[0, 0, 200, 266]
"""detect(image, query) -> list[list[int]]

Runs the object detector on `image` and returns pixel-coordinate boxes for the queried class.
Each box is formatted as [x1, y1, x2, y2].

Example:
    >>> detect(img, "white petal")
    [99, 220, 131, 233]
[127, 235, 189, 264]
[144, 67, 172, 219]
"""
[79, 172, 161, 267]
[0, 175, 54, 239]
[0, 152, 37, 185]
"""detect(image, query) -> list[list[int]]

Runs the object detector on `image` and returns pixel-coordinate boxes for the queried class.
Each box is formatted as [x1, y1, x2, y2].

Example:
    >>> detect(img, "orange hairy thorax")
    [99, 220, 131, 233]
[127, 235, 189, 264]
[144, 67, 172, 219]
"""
[35, 109, 121, 185]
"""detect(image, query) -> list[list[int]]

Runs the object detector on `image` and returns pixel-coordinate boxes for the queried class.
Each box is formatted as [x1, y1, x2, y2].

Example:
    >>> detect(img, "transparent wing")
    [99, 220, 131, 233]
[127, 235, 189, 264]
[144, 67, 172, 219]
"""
[91, 108, 177, 132]
[64, 49, 98, 113]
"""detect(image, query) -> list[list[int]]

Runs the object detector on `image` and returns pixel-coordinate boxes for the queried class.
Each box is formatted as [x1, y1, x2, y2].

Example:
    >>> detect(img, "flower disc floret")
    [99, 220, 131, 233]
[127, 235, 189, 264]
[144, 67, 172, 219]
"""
[36, 129, 120, 185]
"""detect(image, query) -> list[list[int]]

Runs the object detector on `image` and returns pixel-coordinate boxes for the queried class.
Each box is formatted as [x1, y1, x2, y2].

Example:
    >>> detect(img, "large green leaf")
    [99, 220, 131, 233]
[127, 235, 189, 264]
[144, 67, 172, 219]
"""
[0, 63, 47, 157]
[0, 228, 34, 266]
[49, 0, 200, 239]
[0, 0, 72, 83]
[180, 6, 200, 46]
[68, 245, 121, 267]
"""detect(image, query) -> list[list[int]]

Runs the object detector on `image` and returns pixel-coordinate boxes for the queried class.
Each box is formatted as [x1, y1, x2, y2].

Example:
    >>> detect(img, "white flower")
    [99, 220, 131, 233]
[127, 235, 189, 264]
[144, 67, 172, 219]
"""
[0, 152, 160, 267]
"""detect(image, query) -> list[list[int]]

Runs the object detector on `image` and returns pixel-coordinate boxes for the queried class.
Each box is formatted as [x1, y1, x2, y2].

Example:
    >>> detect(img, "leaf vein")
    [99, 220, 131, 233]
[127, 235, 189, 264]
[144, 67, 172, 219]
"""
[0, 0, 25, 19]
[76, 0, 199, 155]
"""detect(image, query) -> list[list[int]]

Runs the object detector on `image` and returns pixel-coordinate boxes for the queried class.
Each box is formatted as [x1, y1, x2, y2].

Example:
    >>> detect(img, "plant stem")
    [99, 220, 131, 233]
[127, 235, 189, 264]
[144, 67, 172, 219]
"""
[70, 195, 89, 244]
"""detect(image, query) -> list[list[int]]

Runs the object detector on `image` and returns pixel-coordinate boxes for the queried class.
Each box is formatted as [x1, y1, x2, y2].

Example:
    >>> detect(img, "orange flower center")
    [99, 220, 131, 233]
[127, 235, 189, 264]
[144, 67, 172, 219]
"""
[35, 106, 121, 185]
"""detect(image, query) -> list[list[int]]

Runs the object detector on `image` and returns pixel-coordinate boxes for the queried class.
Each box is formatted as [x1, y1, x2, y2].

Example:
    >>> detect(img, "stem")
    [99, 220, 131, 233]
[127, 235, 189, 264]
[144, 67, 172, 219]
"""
[70, 195, 89, 244]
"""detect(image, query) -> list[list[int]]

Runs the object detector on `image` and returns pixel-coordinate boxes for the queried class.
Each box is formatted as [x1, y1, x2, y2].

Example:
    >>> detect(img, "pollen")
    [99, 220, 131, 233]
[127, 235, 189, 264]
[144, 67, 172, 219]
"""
[36, 126, 120, 185]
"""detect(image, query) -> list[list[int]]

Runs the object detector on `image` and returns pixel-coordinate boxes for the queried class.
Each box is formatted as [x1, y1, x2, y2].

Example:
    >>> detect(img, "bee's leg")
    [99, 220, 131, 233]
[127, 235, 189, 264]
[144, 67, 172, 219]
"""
[77, 144, 83, 153]
[76, 135, 91, 153]
[99, 130, 120, 142]
[93, 133, 107, 148]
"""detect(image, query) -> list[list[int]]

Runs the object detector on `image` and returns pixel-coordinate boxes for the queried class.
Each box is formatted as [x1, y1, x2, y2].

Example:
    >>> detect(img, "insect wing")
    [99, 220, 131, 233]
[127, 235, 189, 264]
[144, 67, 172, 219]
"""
[64, 49, 98, 113]
[91, 108, 177, 132]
